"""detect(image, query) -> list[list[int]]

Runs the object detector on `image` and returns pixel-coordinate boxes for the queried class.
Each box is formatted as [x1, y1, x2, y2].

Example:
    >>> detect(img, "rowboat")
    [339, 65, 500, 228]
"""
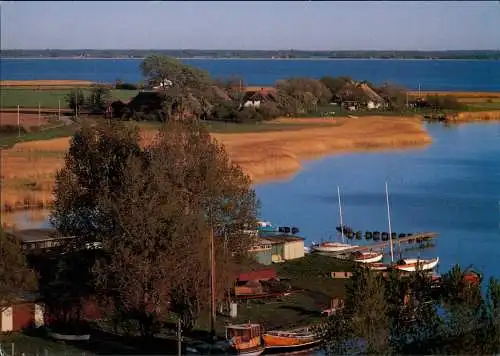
[263, 327, 322, 352]
[351, 251, 384, 263]
[393, 257, 439, 272]
[368, 262, 389, 271]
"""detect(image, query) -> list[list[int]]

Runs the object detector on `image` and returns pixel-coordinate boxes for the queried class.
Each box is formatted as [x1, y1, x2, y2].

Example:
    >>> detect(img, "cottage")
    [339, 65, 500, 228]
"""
[248, 238, 279, 265]
[234, 268, 279, 298]
[358, 83, 386, 110]
[266, 235, 305, 262]
[0, 293, 44, 332]
[242, 88, 277, 108]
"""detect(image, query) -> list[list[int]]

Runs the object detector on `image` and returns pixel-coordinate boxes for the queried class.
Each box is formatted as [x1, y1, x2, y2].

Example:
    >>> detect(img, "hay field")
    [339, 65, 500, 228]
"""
[0, 112, 49, 129]
[0, 116, 432, 213]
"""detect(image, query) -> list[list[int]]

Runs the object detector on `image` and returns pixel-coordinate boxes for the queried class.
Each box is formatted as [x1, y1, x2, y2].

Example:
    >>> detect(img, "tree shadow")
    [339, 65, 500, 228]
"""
[278, 305, 320, 317]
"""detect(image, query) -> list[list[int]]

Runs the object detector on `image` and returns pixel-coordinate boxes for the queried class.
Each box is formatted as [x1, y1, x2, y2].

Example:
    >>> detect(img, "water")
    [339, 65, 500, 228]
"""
[1, 58, 499, 91]
[255, 122, 500, 280]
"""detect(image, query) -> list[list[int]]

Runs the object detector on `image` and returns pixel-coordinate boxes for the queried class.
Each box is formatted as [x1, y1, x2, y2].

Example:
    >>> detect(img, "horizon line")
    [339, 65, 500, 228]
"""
[2, 48, 499, 52]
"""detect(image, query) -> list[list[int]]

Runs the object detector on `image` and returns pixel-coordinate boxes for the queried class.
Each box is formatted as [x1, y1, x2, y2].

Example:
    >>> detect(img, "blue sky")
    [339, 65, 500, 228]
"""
[1, 1, 499, 50]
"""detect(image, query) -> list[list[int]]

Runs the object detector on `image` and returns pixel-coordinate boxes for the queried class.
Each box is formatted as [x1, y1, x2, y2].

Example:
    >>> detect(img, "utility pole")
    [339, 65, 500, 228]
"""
[17, 105, 20, 137]
[177, 318, 182, 356]
[38, 103, 41, 127]
[58, 99, 61, 120]
[209, 224, 216, 341]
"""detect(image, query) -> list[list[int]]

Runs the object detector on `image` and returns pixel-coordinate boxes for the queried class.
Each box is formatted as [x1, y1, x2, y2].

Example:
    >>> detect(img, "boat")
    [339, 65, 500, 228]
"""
[312, 186, 359, 253]
[368, 262, 389, 271]
[351, 250, 384, 263]
[225, 323, 265, 355]
[263, 327, 322, 353]
[384, 182, 439, 273]
[393, 257, 440, 272]
[312, 241, 358, 253]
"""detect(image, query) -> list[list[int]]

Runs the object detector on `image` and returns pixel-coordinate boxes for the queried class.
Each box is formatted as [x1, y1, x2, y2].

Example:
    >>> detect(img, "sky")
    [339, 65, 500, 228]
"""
[1, 1, 499, 51]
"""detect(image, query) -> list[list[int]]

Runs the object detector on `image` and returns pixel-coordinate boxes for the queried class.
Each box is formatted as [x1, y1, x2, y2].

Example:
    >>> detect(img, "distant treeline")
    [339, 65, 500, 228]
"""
[2, 49, 500, 60]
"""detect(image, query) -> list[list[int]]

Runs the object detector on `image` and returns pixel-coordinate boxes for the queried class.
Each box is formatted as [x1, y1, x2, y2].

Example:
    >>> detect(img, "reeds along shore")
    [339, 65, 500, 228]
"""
[2, 116, 432, 214]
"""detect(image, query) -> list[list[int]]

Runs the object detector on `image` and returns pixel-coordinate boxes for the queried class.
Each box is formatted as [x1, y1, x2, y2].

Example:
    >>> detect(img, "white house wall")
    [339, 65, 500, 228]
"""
[1, 307, 13, 332]
[283, 241, 305, 260]
[34, 303, 45, 327]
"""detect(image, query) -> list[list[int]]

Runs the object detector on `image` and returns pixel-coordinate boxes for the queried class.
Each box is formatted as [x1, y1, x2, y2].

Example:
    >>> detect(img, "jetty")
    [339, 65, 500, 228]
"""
[317, 232, 439, 256]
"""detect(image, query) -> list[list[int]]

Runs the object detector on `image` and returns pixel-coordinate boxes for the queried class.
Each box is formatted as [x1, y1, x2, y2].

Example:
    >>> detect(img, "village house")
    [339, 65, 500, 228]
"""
[241, 88, 277, 108]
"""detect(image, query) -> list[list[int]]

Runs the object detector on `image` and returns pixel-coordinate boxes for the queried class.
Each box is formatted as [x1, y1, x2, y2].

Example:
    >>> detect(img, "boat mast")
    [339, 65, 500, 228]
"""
[209, 217, 216, 340]
[385, 182, 394, 263]
[337, 185, 345, 243]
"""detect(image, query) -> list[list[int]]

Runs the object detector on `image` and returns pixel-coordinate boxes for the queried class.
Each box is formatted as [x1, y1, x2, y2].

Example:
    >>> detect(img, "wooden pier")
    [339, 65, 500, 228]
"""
[317, 232, 439, 256]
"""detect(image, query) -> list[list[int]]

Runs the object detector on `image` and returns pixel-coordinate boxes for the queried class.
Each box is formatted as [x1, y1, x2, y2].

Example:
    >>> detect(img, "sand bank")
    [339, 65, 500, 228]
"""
[0, 116, 431, 214]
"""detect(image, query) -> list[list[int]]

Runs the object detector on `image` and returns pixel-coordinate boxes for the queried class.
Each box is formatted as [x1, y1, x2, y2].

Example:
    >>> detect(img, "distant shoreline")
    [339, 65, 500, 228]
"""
[1, 57, 499, 61]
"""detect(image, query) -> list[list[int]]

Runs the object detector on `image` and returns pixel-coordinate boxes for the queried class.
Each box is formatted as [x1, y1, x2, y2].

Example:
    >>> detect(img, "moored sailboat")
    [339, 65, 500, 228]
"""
[351, 250, 384, 264]
[312, 186, 359, 253]
[393, 257, 440, 272]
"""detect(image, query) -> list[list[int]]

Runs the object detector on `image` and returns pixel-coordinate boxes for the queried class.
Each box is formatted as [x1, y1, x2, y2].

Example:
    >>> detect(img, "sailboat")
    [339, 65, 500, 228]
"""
[382, 182, 439, 273]
[312, 186, 359, 253]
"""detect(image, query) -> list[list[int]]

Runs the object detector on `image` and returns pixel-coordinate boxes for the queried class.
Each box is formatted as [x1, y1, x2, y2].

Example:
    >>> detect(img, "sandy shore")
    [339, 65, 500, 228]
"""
[445, 110, 500, 122]
[0, 116, 431, 216]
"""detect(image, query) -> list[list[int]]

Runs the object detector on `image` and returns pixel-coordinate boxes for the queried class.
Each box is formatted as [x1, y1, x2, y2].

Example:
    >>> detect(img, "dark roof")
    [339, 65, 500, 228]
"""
[237, 268, 277, 282]
[242, 89, 276, 103]
[265, 235, 305, 243]
[10, 228, 75, 243]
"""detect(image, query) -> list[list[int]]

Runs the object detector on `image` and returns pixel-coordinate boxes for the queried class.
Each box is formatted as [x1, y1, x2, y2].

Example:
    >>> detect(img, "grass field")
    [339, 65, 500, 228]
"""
[0, 88, 139, 109]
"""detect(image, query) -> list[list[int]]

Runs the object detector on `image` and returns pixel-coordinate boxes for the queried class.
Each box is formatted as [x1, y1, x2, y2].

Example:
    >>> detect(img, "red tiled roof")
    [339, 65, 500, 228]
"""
[237, 268, 277, 282]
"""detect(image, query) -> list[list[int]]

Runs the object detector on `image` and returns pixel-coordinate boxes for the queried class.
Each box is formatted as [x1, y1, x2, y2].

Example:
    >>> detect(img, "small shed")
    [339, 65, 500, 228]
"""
[0, 293, 44, 332]
[10, 228, 76, 252]
[248, 238, 279, 265]
[265, 235, 305, 261]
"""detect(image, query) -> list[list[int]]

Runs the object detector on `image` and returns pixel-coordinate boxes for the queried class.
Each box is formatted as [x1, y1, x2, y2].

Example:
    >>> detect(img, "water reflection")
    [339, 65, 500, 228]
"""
[2, 209, 52, 230]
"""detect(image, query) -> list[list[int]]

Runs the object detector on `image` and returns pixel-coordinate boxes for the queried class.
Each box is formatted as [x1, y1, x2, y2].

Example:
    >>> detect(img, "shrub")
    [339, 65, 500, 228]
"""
[0, 125, 27, 134]
[115, 82, 138, 90]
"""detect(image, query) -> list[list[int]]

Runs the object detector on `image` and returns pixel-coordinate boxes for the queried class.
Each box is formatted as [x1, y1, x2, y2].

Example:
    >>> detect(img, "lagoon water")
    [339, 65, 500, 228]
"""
[11, 122, 500, 280]
[1, 58, 499, 91]
[255, 122, 500, 280]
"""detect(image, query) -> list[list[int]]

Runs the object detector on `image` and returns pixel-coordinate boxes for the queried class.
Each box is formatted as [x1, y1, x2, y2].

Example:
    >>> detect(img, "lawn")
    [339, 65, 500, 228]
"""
[0, 88, 139, 109]
[0, 124, 77, 148]
[0, 332, 88, 356]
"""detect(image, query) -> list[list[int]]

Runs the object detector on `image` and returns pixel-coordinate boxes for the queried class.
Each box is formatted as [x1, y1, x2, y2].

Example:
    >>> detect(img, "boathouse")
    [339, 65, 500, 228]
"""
[249, 235, 305, 265]
[9, 229, 75, 252]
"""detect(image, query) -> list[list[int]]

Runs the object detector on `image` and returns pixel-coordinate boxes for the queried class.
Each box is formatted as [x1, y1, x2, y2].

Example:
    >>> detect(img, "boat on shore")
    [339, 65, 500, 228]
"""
[187, 324, 265, 355]
[351, 250, 384, 263]
[263, 327, 322, 353]
[393, 257, 440, 272]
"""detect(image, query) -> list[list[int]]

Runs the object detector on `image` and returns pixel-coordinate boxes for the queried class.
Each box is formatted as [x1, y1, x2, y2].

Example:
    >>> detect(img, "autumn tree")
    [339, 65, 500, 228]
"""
[51, 118, 258, 336]
[320, 76, 353, 100]
[0, 228, 37, 312]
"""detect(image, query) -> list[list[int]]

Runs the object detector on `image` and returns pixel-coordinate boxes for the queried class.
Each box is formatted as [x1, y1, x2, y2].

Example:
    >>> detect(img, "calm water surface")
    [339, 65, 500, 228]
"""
[255, 122, 500, 280]
[1, 58, 499, 91]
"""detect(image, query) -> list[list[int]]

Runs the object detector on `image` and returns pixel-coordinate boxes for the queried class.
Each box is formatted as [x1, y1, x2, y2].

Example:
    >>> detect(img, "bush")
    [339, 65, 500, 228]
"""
[115, 82, 138, 90]
[0, 125, 26, 134]
[426, 95, 465, 110]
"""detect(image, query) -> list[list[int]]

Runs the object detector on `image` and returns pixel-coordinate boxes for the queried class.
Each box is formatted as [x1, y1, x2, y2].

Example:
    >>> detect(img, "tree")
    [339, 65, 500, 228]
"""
[141, 55, 211, 91]
[320, 76, 353, 100]
[320, 266, 390, 355]
[86, 85, 112, 115]
[65, 89, 86, 117]
[52, 118, 259, 336]
[375, 82, 407, 110]
[0, 228, 37, 312]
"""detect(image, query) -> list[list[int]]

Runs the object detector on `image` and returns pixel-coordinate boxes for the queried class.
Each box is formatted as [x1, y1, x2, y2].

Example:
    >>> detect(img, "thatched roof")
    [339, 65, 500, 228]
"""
[359, 83, 385, 103]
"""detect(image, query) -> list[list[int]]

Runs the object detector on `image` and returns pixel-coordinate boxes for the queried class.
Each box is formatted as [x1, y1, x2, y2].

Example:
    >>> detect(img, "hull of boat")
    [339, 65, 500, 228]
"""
[353, 253, 384, 264]
[231, 347, 265, 356]
[263, 333, 321, 353]
[368, 263, 389, 271]
[394, 257, 439, 272]
[312, 243, 358, 253]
